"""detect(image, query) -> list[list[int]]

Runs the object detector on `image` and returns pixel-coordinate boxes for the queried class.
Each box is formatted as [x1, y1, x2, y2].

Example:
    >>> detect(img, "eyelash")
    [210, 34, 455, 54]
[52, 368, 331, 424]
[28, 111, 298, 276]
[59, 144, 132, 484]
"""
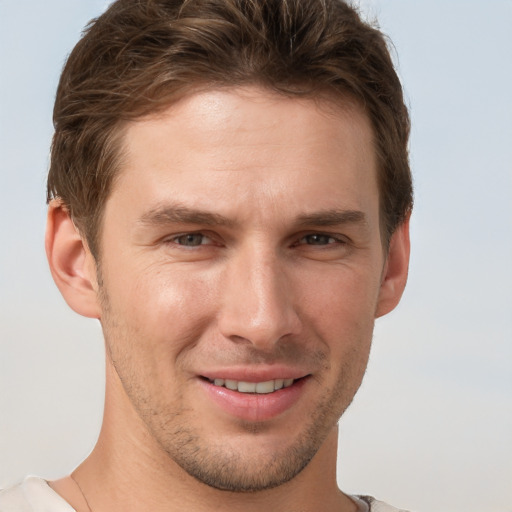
[294, 233, 346, 247]
[165, 232, 215, 247]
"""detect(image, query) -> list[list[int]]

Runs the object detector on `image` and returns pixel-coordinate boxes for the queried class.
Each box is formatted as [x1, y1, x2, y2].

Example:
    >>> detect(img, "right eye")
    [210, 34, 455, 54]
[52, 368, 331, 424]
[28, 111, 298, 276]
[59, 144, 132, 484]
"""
[167, 233, 214, 247]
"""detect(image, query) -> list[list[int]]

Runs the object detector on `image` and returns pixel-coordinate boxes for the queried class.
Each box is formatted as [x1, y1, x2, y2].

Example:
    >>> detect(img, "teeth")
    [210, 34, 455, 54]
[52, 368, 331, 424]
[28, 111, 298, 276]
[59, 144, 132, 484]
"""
[255, 381, 274, 393]
[211, 378, 296, 394]
[225, 379, 238, 391]
[238, 381, 257, 393]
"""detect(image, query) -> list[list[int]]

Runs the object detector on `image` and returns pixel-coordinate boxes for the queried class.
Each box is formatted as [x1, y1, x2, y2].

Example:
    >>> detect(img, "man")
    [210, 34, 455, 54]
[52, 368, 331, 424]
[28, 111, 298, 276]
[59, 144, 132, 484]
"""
[0, 0, 412, 511]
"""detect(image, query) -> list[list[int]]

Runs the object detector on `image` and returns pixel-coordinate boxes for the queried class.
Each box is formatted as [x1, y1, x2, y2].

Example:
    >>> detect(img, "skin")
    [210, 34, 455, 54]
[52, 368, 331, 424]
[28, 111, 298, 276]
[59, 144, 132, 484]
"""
[46, 87, 410, 512]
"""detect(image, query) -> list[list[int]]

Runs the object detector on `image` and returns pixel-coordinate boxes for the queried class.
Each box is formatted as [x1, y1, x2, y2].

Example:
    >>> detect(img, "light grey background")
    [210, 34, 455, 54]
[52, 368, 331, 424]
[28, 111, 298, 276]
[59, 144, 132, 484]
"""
[1, 1, 511, 511]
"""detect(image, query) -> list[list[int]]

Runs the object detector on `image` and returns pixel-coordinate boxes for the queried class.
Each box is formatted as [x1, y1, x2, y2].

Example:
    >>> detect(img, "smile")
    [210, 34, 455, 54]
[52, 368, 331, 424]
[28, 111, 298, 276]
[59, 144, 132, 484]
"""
[200, 374, 309, 421]
[208, 378, 296, 394]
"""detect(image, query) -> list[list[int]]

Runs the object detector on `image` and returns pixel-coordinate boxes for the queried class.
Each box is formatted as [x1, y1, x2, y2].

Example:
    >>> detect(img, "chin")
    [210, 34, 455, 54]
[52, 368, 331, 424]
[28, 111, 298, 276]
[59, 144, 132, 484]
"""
[166, 432, 319, 492]
[153, 389, 347, 493]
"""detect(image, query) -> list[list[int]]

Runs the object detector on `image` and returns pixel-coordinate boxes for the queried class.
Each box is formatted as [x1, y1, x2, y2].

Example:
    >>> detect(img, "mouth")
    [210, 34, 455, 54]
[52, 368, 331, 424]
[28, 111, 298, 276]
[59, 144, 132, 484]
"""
[205, 377, 297, 394]
[199, 374, 310, 421]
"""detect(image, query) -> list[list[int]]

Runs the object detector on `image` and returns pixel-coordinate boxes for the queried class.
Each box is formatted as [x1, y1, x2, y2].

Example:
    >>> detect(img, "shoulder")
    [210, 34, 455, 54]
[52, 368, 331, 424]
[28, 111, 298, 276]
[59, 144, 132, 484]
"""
[0, 477, 75, 512]
[357, 495, 412, 512]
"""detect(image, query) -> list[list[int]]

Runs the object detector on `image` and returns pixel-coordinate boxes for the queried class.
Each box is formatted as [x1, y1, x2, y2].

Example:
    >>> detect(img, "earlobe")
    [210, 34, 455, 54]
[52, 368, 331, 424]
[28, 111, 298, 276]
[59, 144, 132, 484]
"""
[375, 216, 411, 318]
[45, 200, 101, 319]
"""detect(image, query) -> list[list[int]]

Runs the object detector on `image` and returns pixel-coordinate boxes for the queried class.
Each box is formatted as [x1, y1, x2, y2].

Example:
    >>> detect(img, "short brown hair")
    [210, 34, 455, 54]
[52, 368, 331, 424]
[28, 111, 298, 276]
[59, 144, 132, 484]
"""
[48, 0, 412, 258]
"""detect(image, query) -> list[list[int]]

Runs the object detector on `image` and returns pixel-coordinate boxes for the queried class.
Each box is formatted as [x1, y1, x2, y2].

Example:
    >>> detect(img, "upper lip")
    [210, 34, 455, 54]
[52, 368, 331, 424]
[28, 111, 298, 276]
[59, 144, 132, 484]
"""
[198, 366, 311, 382]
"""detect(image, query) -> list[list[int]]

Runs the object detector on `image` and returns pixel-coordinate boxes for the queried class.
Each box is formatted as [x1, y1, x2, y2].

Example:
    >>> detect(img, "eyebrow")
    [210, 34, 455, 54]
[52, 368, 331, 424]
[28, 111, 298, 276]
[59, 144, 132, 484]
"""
[137, 204, 367, 230]
[138, 204, 236, 228]
[295, 209, 367, 228]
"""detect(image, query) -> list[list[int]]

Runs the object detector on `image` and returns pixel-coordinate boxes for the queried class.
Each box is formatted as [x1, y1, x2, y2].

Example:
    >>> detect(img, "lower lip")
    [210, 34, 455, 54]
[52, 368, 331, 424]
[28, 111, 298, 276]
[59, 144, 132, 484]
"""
[199, 378, 308, 422]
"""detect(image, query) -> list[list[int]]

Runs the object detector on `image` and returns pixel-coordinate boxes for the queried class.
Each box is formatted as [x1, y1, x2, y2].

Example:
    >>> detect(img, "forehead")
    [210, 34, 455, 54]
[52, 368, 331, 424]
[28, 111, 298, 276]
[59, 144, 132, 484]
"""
[126, 87, 375, 166]
[109, 86, 378, 227]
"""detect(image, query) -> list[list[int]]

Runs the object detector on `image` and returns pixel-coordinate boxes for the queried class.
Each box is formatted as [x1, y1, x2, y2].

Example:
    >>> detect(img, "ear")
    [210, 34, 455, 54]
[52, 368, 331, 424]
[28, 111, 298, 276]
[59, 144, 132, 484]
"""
[375, 216, 411, 318]
[45, 200, 101, 318]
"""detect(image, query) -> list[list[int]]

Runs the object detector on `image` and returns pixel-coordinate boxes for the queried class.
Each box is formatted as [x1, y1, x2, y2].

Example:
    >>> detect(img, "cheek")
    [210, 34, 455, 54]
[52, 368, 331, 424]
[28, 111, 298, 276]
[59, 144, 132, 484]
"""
[300, 263, 381, 319]
[297, 264, 380, 350]
[101, 261, 219, 357]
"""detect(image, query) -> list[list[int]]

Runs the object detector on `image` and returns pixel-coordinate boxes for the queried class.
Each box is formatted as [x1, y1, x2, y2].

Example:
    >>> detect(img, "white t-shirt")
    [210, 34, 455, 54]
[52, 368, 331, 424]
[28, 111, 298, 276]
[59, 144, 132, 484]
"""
[0, 477, 74, 512]
[0, 477, 410, 512]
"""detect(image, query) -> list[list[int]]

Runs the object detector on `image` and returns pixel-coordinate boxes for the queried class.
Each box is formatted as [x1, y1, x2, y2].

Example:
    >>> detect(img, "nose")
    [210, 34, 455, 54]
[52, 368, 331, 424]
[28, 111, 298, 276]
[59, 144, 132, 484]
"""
[217, 245, 302, 350]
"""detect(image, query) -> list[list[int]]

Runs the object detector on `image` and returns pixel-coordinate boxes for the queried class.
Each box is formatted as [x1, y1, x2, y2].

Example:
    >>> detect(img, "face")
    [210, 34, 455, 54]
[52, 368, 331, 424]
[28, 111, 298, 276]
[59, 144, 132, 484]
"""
[96, 87, 391, 491]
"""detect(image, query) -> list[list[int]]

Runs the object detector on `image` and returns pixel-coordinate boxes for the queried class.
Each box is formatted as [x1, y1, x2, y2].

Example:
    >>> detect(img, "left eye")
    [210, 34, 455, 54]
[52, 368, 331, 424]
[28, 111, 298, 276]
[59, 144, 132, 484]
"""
[171, 233, 212, 246]
[299, 234, 339, 245]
